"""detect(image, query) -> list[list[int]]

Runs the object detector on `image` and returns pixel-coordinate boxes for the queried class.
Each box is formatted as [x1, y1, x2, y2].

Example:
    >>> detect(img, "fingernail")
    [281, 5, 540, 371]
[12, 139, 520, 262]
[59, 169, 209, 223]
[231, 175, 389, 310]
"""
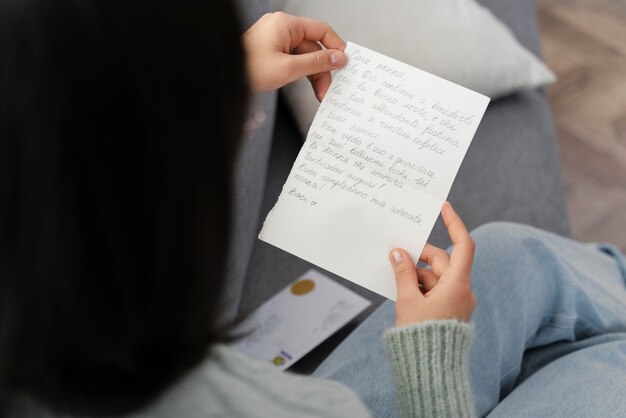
[391, 249, 403, 263]
[331, 51, 346, 66]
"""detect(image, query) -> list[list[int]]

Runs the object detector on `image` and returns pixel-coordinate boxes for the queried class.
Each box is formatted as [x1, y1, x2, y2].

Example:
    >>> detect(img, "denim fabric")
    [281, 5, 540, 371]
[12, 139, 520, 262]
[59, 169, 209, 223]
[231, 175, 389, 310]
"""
[313, 222, 626, 417]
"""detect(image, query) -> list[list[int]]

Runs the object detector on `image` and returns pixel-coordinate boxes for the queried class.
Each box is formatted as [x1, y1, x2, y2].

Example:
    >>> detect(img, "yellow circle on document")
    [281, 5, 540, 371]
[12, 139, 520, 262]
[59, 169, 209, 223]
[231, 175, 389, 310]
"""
[291, 279, 315, 296]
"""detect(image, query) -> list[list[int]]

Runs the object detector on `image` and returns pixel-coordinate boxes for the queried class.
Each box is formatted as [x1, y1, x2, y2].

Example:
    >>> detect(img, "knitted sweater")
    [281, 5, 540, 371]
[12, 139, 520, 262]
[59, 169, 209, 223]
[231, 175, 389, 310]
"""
[10, 320, 474, 418]
[385, 320, 475, 418]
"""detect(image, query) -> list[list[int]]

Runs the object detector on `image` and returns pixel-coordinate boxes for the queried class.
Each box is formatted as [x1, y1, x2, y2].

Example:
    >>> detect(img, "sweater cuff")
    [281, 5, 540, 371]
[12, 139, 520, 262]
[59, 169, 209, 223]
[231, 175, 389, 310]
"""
[384, 320, 475, 418]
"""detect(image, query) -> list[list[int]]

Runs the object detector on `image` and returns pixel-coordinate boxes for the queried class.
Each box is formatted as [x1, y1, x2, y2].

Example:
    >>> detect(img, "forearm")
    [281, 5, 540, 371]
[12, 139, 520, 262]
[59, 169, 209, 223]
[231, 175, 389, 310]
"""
[384, 320, 475, 418]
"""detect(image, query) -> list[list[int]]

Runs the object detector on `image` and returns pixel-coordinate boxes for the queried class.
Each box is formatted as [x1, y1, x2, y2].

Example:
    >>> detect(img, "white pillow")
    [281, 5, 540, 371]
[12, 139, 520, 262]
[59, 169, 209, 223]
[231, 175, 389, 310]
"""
[274, 0, 556, 136]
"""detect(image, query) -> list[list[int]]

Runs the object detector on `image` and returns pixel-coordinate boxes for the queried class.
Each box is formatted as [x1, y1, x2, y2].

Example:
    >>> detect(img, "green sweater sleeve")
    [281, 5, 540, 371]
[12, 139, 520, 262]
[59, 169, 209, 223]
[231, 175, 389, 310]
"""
[384, 320, 475, 418]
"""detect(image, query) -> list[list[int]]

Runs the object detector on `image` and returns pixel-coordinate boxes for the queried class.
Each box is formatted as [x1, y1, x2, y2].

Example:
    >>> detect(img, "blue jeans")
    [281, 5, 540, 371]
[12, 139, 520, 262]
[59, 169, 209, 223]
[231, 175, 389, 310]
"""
[312, 222, 626, 417]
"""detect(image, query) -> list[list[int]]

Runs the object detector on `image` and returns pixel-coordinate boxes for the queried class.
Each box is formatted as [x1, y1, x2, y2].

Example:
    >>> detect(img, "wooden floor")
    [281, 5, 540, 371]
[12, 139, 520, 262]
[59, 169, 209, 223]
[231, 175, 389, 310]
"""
[537, 0, 626, 252]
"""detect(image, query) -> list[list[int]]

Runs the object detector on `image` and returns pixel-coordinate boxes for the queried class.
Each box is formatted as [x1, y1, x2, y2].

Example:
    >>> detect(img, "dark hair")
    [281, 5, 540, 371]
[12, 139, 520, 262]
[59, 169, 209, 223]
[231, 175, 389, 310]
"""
[0, 0, 248, 415]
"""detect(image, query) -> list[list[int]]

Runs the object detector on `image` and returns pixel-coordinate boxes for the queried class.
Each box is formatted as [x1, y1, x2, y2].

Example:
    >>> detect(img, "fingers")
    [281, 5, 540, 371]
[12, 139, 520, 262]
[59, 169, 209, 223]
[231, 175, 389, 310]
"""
[309, 69, 332, 102]
[285, 14, 346, 50]
[416, 268, 438, 292]
[442, 202, 475, 279]
[287, 47, 346, 85]
[280, 13, 346, 87]
[389, 248, 423, 301]
[292, 40, 333, 101]
[246, 12, 346, 94]
[292, 39, 322, 59]
[419, 243, 450, 277]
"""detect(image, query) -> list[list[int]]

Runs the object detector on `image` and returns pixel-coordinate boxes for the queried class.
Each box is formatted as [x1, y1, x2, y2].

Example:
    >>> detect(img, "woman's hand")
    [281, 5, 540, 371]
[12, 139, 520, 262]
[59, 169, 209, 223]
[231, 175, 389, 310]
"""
[243, 12, 347, 101]
[389, 202, 477, 326]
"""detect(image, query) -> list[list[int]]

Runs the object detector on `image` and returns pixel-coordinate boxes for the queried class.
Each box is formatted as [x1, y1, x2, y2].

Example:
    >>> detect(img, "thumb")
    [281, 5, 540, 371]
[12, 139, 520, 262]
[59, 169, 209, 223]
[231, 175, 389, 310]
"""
[389, 248, 422, 301]
[288, 48, 346, 80]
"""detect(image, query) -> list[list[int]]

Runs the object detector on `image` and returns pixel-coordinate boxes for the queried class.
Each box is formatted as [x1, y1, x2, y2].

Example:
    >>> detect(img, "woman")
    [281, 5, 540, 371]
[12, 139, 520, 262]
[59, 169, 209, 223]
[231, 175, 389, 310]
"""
[2, 1, 626, 417]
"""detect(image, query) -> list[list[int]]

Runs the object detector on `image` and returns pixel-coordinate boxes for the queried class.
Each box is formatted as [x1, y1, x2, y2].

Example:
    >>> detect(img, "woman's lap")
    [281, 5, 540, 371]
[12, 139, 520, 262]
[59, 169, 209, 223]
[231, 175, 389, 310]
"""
[488, 333, 626, 417]
[312, 222, 626, 417]
[312, 299, 397, 417]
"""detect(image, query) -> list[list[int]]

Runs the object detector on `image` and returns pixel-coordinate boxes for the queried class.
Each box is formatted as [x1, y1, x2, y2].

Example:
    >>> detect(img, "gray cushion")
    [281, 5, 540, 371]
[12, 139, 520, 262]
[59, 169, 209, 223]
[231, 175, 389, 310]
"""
[429, 89, 569, 250]
[477, 0, 543, 58]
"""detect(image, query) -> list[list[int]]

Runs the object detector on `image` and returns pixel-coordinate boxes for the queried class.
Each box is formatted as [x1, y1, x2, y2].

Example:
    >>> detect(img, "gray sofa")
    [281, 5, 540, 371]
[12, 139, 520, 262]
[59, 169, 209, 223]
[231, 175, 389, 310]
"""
[227, 0, 569, 372]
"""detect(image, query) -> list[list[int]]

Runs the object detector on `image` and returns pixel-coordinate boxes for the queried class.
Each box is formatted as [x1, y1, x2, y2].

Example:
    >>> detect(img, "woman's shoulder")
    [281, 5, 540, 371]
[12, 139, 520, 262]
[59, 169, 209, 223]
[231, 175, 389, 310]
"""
[10, 345, 371, 418]
[133, 344, 371, 418]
